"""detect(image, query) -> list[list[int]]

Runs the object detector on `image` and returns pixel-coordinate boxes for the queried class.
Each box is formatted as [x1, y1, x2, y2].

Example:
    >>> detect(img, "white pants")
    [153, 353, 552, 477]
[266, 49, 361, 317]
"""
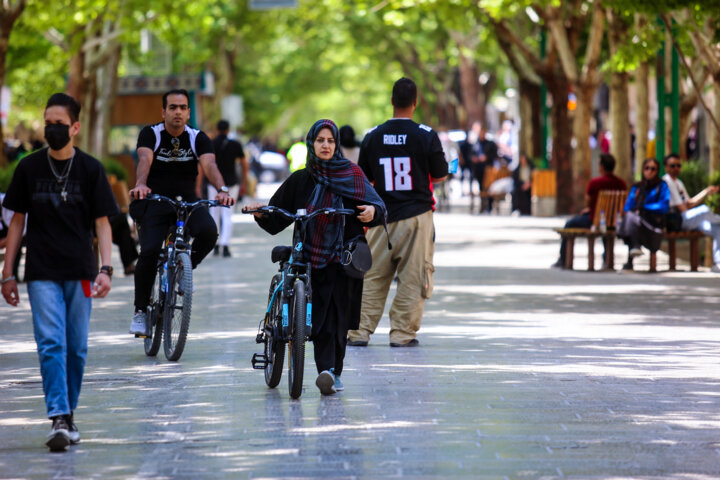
[207, 184, 239, 247]
[682, 204, 720, 265]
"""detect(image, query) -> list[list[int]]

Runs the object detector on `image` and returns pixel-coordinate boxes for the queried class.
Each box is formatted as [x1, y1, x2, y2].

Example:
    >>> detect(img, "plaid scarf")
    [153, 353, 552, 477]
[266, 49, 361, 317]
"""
[304, 119, 386, 268]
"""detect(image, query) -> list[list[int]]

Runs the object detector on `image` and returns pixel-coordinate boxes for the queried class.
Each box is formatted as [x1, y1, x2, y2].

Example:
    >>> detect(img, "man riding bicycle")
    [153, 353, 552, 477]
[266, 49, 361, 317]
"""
[128, 89, 235, 336]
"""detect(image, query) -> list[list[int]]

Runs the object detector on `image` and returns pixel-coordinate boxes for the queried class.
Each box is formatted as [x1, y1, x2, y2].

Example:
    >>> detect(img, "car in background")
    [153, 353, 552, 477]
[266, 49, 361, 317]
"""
[253, 150, 289, 183]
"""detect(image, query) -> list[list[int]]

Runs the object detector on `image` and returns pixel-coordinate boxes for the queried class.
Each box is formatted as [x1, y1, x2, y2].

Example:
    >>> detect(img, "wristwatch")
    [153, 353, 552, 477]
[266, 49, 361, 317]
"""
[219, 186, 229, 194]
[99, 265, 114, 278]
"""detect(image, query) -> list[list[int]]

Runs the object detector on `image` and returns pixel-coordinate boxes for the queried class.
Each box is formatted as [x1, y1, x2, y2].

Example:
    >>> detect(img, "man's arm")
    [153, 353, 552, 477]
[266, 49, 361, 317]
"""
[93, 216, 112, 298]
[129, 147, 154, 199]
[198, 153, 234, 206]
[688, 185, 720, 209]
[1, 212, 26, 306]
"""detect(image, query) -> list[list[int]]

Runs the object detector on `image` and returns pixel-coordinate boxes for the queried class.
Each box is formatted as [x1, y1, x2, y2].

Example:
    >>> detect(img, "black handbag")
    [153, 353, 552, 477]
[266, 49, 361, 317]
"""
[341, 235, 372, 279]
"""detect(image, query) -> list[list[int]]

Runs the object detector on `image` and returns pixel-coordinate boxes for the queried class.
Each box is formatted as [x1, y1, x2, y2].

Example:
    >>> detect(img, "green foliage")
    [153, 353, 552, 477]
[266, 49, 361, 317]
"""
[707, 170, 720, 213]
[101, 158, 129, 183]
[678, 160, 707, 197]
[0, 161, 20, 193]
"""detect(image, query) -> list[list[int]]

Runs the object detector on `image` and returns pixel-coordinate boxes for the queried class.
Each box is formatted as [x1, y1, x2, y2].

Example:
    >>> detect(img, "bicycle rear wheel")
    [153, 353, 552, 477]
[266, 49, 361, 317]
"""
[264, 274, 285, 388]
[288, 279, 306, 399]
[163, 252, 193, 361]
[144, 268, 164, 356]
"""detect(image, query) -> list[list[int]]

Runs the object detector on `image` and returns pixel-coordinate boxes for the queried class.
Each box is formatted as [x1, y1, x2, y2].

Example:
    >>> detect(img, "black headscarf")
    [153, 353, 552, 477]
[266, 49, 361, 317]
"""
[304, 119, 386, 268]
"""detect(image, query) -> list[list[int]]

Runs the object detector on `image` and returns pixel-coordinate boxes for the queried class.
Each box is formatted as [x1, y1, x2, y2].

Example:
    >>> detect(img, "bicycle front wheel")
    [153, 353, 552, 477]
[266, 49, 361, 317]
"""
[144, 268, 164, 356]
[264, 274, 285, 388]
[163, 252, 193, 361]
[288, 279, 306, 399]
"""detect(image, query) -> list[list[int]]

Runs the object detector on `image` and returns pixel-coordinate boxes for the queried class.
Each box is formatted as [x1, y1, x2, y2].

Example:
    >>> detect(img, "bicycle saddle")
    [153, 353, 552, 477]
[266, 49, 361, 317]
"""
[271, 246, 292, 263]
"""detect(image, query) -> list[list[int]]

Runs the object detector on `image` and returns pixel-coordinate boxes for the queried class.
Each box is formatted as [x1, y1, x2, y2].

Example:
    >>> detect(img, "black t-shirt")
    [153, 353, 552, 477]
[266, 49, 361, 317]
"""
[137, 123, 213, 199]
[212, 134, 245, 186]
[2, 148, 119, 281]
[358, 118, 447, 223]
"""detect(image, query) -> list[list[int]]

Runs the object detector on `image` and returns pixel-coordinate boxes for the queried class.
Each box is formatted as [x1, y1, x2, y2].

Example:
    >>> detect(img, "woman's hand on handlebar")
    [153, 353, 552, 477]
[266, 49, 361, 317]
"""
[242, 202, 267, 218]
[357, 205, 375, 223]
[215, 191, 236, 207]
[129, 183, 151, 200]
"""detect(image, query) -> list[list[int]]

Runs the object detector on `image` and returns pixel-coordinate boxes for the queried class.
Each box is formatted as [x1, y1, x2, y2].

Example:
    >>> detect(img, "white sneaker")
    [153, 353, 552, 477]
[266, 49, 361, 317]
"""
[129, 311, 147, 336]
[66, 413, 80, 444]
[629, 248, 643, 258]
[46, 416, 71, 452]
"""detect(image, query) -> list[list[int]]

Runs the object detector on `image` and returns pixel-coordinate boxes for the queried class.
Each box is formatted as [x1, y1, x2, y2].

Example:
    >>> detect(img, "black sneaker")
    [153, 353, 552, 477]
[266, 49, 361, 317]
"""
[213, 245, 220, 256]
[46, 416, 71, 452]
[222, 246, 231, 258]
[347, 338, 368, 347]
[65, 412, 80, 444]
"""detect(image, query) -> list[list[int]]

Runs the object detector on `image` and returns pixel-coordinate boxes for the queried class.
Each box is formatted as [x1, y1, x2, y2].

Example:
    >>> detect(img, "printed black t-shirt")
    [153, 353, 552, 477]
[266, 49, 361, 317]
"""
[137, 123, 213, 200]
[358, 118, 447, 223]
[2, 148, 119, 281]
[212, 134, 245, 186]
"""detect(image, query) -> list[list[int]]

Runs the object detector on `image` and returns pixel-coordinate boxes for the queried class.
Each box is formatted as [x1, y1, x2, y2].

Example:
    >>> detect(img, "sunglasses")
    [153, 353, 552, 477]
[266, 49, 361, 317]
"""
[667, 163, 682, 169]
[643, 166, 658, 172]
[171, 137, 180, 159]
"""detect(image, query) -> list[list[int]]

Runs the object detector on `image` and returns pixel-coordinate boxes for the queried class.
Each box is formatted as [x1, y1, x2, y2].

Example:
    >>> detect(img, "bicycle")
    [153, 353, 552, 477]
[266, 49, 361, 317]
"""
[139, 193, 227, 361]
[243, 205, 355, 399]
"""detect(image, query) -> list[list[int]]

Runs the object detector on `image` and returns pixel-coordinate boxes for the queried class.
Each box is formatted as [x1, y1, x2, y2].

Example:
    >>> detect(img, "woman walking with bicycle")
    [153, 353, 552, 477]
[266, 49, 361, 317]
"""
[249, 119, 386, 395]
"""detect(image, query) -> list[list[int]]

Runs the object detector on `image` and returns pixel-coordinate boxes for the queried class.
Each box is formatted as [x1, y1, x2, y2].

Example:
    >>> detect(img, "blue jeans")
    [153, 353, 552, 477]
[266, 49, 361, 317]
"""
[27, 281, 91, 418]
[683, 205, 720, 265]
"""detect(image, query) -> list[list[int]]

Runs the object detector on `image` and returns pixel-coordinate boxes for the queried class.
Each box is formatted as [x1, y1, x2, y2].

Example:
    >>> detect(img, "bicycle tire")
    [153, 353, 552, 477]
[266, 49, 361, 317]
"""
[163, 252, 193, 361]
[144, 269, 164, 356]
[288, 279, 306, 399]
[264, 274, 285, 388]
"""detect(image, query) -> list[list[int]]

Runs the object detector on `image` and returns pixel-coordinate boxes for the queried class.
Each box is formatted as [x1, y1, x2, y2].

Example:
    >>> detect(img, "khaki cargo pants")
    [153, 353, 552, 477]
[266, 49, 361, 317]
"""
[348, 209, 435, 344]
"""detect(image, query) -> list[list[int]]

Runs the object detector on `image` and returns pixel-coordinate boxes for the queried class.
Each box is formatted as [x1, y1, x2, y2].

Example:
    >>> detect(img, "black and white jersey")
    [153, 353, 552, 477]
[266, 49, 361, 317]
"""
[359, 118, 447, 223]
[137, 122, 213, 200]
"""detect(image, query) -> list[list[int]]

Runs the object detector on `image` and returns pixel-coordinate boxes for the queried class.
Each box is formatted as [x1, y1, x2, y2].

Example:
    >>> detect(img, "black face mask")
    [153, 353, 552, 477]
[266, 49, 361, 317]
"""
[45, 124, 71, 150]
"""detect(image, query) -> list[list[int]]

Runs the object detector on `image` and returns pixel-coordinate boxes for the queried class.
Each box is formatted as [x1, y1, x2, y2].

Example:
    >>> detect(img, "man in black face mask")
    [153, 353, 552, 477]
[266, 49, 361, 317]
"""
[2, 93, 119, 451]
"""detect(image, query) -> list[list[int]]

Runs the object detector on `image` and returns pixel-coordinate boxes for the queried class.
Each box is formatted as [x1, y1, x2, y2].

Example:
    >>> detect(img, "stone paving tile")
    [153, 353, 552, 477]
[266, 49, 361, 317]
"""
[2, 211, 720, 479]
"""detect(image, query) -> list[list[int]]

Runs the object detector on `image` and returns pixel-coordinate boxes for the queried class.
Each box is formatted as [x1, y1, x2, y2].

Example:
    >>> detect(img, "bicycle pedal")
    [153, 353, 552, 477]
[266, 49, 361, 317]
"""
[251, 353, 269, 369]
[135, 333, 148, 339]
[255, 333, 264, 344]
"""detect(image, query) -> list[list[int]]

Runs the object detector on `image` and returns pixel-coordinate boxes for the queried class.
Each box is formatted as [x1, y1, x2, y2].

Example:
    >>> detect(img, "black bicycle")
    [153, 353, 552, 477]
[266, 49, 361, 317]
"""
[244, 205, 355, 399]
[140, 194, 227, 361]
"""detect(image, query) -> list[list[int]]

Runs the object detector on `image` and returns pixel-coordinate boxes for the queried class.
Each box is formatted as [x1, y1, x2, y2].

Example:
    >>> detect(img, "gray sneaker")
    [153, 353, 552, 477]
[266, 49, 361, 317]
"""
[330, 368, 344, 392]
[129, 311, 147, 336]
[315, 370, 337, 395]
[46, 416, 71, 452]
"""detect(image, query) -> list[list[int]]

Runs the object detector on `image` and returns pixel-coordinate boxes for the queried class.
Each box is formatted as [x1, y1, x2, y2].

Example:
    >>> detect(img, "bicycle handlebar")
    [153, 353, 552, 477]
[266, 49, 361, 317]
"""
[242, 205, 355, 220]
[144, 193, 228, 209]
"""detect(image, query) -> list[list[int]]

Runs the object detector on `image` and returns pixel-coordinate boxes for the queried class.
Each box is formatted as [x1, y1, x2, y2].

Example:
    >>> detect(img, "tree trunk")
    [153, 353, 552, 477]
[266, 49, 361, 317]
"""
[66, 51, 86, 106]
[0, 0, 27, 167]
[547, 77, 573, 214]
[635, 61, 649, 178]
[518, 78, 541, 161]
[458, 53, 482, 128]
[97, 42, 121, 159]
[572, 85, 596, 208]
[711, 83, 720, 174]
[609, 71, 632, 184]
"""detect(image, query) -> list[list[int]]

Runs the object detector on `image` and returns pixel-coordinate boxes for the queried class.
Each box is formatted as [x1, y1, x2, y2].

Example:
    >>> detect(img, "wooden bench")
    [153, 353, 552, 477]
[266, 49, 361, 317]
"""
[648, 230, 704, 272]
[553, 190, 627, 271]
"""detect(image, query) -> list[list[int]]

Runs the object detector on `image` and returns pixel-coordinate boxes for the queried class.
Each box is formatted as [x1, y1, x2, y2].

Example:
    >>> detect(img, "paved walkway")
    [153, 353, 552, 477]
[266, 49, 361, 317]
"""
[2, 200, 720, 479]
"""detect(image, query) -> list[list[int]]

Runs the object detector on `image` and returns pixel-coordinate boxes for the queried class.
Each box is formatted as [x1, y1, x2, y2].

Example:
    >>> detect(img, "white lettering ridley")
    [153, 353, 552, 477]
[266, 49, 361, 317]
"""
[383, 134, 407, 145]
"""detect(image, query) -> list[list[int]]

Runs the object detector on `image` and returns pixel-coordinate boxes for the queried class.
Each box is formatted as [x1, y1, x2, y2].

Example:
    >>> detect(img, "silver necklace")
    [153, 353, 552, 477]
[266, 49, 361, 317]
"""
[47, 148, 76, 202]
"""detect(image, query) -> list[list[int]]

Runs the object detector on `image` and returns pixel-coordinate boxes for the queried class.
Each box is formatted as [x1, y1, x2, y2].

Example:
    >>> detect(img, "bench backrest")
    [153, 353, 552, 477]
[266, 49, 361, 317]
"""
[531, 169, 556, 198]
[594, 190, 627, 229]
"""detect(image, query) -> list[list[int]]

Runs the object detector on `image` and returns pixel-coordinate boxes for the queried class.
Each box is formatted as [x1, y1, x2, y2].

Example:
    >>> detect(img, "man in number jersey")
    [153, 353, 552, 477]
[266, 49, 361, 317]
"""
[347, 77, 448, 347]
